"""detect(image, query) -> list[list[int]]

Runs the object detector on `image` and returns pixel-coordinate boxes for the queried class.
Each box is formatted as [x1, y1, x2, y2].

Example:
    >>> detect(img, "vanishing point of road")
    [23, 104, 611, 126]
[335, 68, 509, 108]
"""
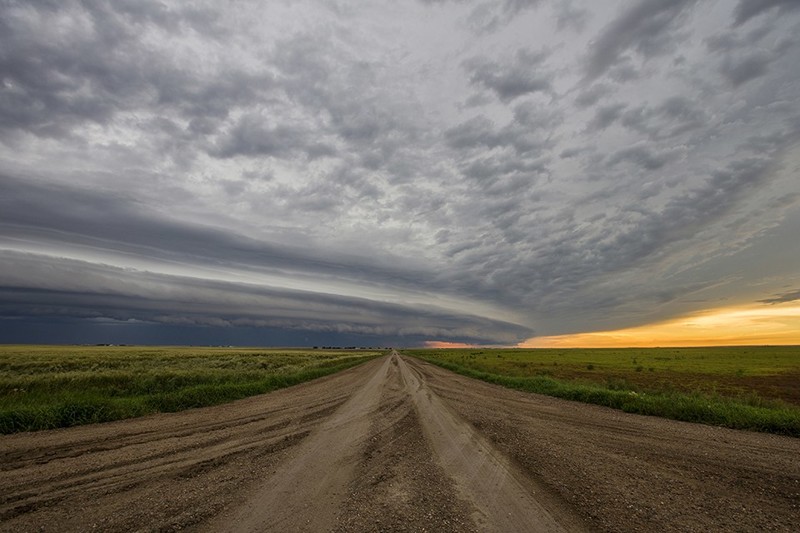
[1, 352, 798, 531]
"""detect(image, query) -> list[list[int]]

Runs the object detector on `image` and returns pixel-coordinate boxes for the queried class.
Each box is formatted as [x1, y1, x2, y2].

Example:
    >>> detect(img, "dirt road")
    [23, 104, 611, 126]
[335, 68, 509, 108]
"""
[1, 352, 798, 532]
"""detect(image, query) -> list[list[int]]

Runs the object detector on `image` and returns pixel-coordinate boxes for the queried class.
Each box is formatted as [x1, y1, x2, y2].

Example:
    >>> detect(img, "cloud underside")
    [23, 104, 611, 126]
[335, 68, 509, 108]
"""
[0, 1, 799, 344]
[0, 250, 530, 344]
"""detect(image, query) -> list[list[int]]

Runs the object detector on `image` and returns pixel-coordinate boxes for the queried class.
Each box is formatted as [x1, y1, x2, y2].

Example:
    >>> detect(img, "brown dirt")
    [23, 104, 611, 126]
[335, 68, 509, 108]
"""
[1, 352, 798, 532]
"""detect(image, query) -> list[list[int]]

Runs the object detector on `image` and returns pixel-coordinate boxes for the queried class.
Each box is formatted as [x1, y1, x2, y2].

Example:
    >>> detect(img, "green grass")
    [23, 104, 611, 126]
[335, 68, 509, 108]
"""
[404, 347, 800, 437]
[0, 345, 382, 433]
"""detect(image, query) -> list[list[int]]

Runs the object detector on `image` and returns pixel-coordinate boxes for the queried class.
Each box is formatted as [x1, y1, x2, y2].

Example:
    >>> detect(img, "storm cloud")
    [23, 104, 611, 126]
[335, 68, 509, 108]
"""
[1, 0, 799, 345]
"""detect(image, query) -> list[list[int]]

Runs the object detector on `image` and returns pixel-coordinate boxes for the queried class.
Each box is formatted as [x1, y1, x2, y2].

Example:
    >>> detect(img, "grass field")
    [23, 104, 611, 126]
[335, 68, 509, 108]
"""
[0, 345, 382, 434]
[404, 346, 800, 437]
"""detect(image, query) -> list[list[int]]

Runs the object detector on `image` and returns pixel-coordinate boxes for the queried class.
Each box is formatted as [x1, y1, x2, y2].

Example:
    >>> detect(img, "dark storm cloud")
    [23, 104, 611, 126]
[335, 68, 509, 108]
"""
[603, 156, 777, 265]
[0, 170, 532, 344]
[451, 141, 791, 321]
[1, 1, 799, 345]
[0, 175, 430, 293]
[463, 49, 552, 102]
[0, 251, 531, 344]
[0, 1, 269, 142]
[584, 0, 698, 80]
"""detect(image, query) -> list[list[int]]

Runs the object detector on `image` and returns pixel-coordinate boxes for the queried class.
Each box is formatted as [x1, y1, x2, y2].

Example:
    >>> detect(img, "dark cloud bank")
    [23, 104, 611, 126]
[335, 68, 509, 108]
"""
[1, 0, 799, 346]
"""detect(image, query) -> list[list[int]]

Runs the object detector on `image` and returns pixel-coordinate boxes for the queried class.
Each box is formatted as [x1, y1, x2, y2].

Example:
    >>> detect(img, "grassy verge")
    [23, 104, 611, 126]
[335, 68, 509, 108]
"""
[406, 348, 800, 437]
[0, 346, 382, 433]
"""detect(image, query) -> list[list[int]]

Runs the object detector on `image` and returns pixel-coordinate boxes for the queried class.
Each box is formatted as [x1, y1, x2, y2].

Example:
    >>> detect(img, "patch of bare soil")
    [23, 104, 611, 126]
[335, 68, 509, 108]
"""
[411, 357, 800, 532]
[1, 352, 798, 532]
[333, 355, 478, 532]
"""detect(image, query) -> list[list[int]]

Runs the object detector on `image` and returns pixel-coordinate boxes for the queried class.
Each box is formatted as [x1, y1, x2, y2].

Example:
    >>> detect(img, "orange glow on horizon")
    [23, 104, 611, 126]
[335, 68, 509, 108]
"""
[423, 341, 478, 349]
[519, 302, 800, 348]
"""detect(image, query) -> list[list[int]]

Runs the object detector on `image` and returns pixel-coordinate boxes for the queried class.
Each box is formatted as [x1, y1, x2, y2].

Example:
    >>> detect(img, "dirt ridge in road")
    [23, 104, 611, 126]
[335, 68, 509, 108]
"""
[397, 353, 586, 532]
[333, 352, 479, 532]
[1, 352, 798, 532]
[408, 355, 800, 532]
[0, 359, 383, 531]
[212, 351, 577, 532]
[209, 356, 393, 532]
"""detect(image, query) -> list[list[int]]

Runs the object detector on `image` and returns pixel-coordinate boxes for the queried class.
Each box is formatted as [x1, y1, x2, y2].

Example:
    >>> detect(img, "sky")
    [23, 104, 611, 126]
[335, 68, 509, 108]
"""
[1, 0, 799, 347]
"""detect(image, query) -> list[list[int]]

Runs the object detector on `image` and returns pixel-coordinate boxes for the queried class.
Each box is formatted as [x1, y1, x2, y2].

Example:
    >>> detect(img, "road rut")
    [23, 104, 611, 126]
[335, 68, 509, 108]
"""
[1, 352, 798, 532]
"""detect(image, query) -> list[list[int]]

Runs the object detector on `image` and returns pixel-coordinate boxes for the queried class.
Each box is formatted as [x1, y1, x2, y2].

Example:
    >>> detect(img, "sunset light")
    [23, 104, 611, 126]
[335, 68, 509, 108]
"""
[519, 302, 800, 348]
[423, 341, 479, 349]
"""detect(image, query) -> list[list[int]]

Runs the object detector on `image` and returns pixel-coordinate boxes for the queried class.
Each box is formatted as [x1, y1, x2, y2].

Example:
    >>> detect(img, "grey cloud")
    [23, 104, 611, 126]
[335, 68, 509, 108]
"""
[559, 146, 590, 159]
[445, 116, 499, 150]
[467, 0, 544, 33]
[462, 154, 548, 184]
[620, 96, 707, 139]
[588, 103, 627, 131]
[0, 172, 539, 343]
[556, 1, 591, 32]
[606, 143, 676, 170]
[733, 0, 800, 26]
[659, 96, 701, 122]
[720, 53, 770, 87]
[0, 175, 424, 294]
[0, 251, 531, 344]
[446, 105, 557, 156]
[512, 100, 561, 129]
[464, 49, 552, 102]
[575, 84, 611, 107]
[705, 22, 795, 89]
[607, 60, 642, 83]
[493, 153, 778, 317]
[0, 1, 272, 142]
[584, 0, 698, 80]
[1, 0, 799, 344]
[213, 116, 336, 160]
[759, 288, 800, 304]
[267, 33, 426, 176]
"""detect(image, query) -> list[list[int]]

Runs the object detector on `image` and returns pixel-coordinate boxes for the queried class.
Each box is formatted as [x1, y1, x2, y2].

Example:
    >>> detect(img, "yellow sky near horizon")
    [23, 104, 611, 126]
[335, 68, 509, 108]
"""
[518, 302, 800, 348]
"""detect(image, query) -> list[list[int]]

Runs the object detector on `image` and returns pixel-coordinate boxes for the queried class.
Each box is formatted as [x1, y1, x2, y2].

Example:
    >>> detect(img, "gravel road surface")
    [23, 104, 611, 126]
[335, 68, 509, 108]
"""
[1, 352, 798, 532]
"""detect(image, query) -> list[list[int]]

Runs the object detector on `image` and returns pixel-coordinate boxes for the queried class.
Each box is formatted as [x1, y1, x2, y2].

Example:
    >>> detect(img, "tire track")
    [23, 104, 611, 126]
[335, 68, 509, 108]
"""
[333, 352, 479, 532]
[409, 355, 800, 532]
[2, 352, 797, 532]
[0, 358, 386, 532]
[396, 353, 585, 532]
[209, 355, 394, 532]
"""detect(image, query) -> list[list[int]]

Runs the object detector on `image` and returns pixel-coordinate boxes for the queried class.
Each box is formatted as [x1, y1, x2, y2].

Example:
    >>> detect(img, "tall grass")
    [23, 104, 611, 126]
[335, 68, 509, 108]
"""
[0, 346, 381, 433]
[408, 351, 800, 437]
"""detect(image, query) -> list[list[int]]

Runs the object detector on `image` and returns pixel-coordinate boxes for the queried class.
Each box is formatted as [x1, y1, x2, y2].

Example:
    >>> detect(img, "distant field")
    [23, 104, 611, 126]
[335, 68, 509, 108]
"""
[404, 346, 800, 436]
[0, 345, 382, 433]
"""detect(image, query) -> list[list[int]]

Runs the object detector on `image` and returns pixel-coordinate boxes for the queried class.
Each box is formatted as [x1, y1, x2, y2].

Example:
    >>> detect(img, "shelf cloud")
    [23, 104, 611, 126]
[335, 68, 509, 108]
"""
[1, 0, 799, 346]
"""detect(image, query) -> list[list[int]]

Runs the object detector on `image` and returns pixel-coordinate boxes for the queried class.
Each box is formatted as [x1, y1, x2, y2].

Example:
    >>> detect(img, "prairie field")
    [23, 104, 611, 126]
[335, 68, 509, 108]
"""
[404, 346, 800, 436]
[0, 345, 381, 433]
[2, 351, 799, 532]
